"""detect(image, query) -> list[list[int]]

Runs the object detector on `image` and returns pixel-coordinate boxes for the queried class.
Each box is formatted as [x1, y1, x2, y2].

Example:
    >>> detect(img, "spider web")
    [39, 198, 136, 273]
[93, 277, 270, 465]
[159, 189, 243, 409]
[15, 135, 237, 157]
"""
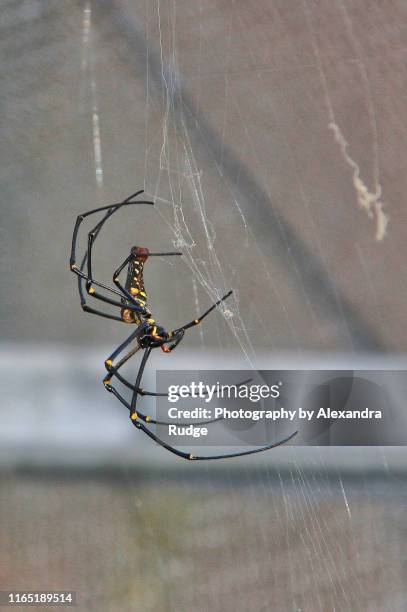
[79, 0, 397, 361]
[77, 9, 405, 605]
[142, 0, 258, 363]
[78, 7, 405, 609]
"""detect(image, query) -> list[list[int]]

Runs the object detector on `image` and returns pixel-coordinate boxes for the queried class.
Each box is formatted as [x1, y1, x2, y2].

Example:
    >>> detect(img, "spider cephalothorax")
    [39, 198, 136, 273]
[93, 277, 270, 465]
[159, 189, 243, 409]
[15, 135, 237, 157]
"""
[70, 190, 297, 460]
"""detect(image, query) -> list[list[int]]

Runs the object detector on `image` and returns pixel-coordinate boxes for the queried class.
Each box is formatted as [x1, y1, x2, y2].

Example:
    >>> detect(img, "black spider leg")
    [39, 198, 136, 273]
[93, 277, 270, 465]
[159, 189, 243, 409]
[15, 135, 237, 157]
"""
[105, 290, 235, 391]
[103, 332, 297, 457]
[133, 414, 298, 461]
[70, 191, 154, 320]
[82, 206, 152, 315]
[70, 189, 147, 280]
[107, 349, 251, 399]
[106, 376, 223, 427]
[162, 330, 185, 352]
[73, 195, 149, 318]
[103, 331, 222, 426]
[105, 352, 251, 423]
[103, 327, 173, 392]
[77, 244, 123, 321]
[75, 206, 124, 321]
[130, 348, 152, 417]
[128, 348, 226, 427]
[171, 290, 234, 336]
[104, 326, 145, 367]
[124, 346, 298, 460]
[112, 254, 132, 297]
[103, 323, 221, 425]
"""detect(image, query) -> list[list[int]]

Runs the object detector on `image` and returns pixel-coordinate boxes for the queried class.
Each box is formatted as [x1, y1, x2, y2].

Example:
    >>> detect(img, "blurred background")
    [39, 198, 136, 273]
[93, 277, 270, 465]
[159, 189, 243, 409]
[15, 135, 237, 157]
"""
[1, 0, 407, 610]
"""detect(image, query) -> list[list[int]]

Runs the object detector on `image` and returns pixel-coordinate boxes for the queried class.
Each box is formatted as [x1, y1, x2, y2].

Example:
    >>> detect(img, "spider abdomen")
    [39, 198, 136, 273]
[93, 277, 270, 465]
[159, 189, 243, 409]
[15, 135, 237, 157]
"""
[121, 246, 150, 324]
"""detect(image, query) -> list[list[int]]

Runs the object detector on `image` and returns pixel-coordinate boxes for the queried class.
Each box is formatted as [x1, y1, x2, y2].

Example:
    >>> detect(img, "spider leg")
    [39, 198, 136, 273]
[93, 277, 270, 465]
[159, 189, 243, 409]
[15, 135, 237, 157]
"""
[104, 326, 144, 365]
[80, 303, 123, 321]
[112, 255, 133, 300]
[130, 348, 151, 418]
[171, 290, 233, 336]
[106, 353, 251, 401]
[103, 324, 248, 397]
[102, 325, 150, 390]
[84, 284, 149, 316]
[70, 189, 152, 276]
[159, 330, 185, 353]
[131, 419, 298, 461]
[70, 191, 154, 318]
[103, 340, 221, 426]
[104, 348, 298, 456]
[106, 379, 222, 427]
[104, 336, 252, 425]
[106, 342, 299, 455]
[76, 234, 124, 321]
[82, 208, 151, 314]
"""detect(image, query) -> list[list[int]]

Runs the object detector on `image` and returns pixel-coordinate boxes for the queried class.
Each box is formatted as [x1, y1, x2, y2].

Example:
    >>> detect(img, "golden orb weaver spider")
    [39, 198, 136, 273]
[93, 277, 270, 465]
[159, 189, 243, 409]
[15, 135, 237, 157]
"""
[69, 190, 297, 460]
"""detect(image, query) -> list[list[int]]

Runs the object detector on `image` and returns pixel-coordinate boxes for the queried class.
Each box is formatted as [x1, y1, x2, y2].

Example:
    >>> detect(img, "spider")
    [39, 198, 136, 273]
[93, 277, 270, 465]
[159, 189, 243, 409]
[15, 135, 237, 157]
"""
[70, 190, 297, 460]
